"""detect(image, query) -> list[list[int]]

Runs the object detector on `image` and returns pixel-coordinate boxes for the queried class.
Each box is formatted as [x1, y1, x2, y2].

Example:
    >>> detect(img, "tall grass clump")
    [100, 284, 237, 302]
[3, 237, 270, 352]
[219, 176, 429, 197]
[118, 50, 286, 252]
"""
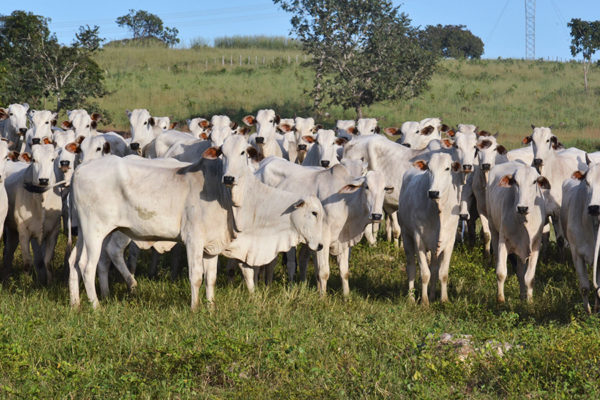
[214, 35, 302, 50]
[190, 37, 210, 49]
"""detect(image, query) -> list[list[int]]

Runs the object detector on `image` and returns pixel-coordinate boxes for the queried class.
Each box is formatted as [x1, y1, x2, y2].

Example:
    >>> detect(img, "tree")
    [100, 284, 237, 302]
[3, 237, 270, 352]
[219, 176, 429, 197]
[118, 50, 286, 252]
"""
[418, 24, 484, 59]
[274, 0, 437, 118]
[568, 18, 600, 92]
[0, 11, 107, 112]
[116, 9, 179, 47]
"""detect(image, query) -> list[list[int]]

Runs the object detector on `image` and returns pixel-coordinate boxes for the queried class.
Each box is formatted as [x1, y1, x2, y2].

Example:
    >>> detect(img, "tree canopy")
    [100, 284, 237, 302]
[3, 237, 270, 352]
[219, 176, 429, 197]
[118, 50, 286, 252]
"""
[418, 24, 484, 59]
[0, 11, 107, 113]
[116, 9, 179, 47]
[274, 0, 438, 118]
[567, 18, 600, 91]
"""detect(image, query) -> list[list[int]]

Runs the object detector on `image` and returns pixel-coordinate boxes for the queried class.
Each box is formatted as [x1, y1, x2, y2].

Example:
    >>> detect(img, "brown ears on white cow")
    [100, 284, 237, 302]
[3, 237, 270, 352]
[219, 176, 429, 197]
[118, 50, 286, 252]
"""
[201, 146, 222, 160]
[477, 130, 491, 137]
[7, 151, 19, 161]
[338, 184, 362, 194]
[170, 122, 178, 130]
[496, 145, 507, 155]
[413, 160, 428, 171]
[246, 146, 263, 162]
[0, 108, 8, 120]
[278, 123, 293, 133]
[374, 126, 380, 134]
[536, 176, 551, 189]
[522, 136, 532, 145]
[65, 142, 81, 154]
[76, 135, 85, 145]
[572, 170, 586, 181]
[451, 161, 461, 172]
[148, 117, 155, 127]
[200, 132, 208, 140]
[199, 119, 210, 128]
[346, 126, 357, 134]
[274, 115, 281, 125]
[383, 127, 399, 136]
[421, 126, 435, 135]
[441, 139, 454, 149]
[530, 124, 536, 130]
[242, 115, 256, 126]
[384, 186, 394, 194]
[42, 137, 53, 145]
[477, 139, 492, 150]
[446, 129, 456, 137]
[302, 135, 316, 144]
[440, 124, 450, 132]
[312, 124, 323, 133]
[91, 112, 101, 121]
[335, 137, 348, 146]
[499, 175, 515, 187]
[61, 121, 73, 129]
[19, 152, 32, 163]
[102, 142, 111, 155]
[293, 199, 305, 208]
[237, 126, 250, 135]
[229, 121, 238, 130]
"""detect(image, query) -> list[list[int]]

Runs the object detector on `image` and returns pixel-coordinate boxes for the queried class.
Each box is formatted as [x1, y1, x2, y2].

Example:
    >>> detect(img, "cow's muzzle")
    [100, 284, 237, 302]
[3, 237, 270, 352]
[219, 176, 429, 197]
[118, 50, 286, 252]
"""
[297, 144, 307, 151]
[517, 206, 529, 215]
[462, 164, 473, 173]
[130, 143, 140, 151]
[320, 160, 330, 168]
[481, 163, 491, 171]
[371, 213, 382, 221]
[32, 138, 41, 145]
[255, 137, 264, 144]
[459, 213, 469, 221]
[428, 190, 440, 199]
[588, 205, 600, 216]
[223, 175, 235, 185]
[316, 243, 323, 251]
[38, 178, 49, 186]
[19, 128, 27, 135]
[533, 158, 543, 167]
[401, 143, 411, 148]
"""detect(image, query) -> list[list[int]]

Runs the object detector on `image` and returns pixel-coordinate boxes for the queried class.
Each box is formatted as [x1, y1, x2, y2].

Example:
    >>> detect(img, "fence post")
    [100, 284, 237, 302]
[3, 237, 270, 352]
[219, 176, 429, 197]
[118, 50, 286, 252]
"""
[222, 56, 224, 66]
[296, 55, 298, 63]
[255, 56, 257, 65]
[263, 56, 265, 64]
[288, 55, 290, 63]
[230, 55, 232, 65]
[239, 54, 242, 66]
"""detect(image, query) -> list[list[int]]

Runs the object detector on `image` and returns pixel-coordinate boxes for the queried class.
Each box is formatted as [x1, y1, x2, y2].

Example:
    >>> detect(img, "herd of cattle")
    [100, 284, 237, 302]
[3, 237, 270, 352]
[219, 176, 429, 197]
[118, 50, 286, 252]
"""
[0, 103, 599, 313]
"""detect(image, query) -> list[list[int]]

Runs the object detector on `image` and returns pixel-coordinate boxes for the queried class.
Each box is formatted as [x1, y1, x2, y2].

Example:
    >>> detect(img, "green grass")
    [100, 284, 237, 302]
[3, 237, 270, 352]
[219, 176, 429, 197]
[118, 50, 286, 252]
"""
[94, 47, 600, 150]
[1, 234, 599, 398]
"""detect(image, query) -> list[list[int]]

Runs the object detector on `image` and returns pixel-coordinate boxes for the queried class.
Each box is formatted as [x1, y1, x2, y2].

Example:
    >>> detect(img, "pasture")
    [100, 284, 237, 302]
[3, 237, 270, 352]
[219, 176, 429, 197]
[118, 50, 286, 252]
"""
[1, 46, 600, 398]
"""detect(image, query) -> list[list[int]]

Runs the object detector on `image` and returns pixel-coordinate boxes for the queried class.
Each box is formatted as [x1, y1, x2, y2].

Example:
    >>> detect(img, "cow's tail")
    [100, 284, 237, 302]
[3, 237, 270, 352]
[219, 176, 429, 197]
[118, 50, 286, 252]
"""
[593, 219, 600, 299]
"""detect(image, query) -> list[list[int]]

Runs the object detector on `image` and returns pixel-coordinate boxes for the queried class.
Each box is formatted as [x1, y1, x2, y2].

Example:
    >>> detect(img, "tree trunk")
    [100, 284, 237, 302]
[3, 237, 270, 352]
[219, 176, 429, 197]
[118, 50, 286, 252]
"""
[355, 105, 363, 119]
[584, 60, 590, 92]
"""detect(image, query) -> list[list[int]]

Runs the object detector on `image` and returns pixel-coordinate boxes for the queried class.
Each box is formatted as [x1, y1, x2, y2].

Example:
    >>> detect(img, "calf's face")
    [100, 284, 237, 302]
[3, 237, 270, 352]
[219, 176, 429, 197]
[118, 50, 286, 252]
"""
[290, 195, 324, 251]
[476, 136, 507, 176]
[306, 129, 346, 168]
[572, 164, 600, 217]
[339, 170, 391, 221]
[127, 109, 155, 152]
[525, 127, 558, 173]
[30, 144, 57, 186]
[413, 153, 460, 201]
[3, 103, 29, 134]
[499, 166, 550, 215]
[29, 110, 57, 145]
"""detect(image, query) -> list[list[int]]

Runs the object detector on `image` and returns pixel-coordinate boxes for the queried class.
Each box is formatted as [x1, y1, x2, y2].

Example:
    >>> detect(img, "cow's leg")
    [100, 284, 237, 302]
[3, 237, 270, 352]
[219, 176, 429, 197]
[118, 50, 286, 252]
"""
[3, 229, 19, 277]
[239, 262, 255, 293]
[285, 247, 297, 282]
[31, 239, 48, 284]
[126, 242, 140, 274]
[417, 248, 431, 306]
[42, 228, 61, 285]
[391, 212, 401, 247]
[80, 235, 104, 309]
[404, 234, 417, 302]
[204, 254, 218, 306]
[428, 253, 439, 303]
[106, 236, 137, 292]
[68, 239, 83, 308]
[97, 248, 111, 299]
[571, 251, 591, 313]
[480, 214, 492, 259]
[523, 250, 539, 303]
[225, 258, 237, 283]
[264, 257, 277, 285]
[439, 247, 453, 303]
[18, 230, 33, 274]
[149, 248, 160, 278]
[315, 247, 329, 297]
[364, 223, 377, 246]
[298, 245, 310, 281]
[385, 214, 393, 242]
[337, 244, 351, 297]
[496, 237, 508, 303]
[185, 241, 204, 311]
[169, 243, 183, 281]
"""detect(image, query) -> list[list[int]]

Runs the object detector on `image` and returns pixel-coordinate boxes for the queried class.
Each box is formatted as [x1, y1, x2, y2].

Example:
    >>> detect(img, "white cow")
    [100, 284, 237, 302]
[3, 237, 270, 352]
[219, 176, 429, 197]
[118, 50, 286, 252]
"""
[127, 109, 169, 155]
[398, 153, 462, 305]
[288, 117, 318, 164]
[0, 103, 29, 150]
[61, 109, 101, 138]
[335, 120, 357, 141]
[24, 110, 57, 152]
[257, 157, 390, 295]
[70, 135, 324, 309]
[0, 140, 16, 248]
[243, 109, 286, 159]
[66, 132, 131, 163]
[187, 117, 211, 139]
[561, 163, 600, 313]
[356, 118, 380, 136]
[486, 162, 550, 303]
[4, 144, 62, 283]
[302, 129, 347, 168]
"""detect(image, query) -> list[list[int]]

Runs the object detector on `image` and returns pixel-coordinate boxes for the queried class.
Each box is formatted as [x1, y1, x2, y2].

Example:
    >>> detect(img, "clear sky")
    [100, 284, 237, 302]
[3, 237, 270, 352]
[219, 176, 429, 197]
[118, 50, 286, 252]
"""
[2, 1, 599, 60]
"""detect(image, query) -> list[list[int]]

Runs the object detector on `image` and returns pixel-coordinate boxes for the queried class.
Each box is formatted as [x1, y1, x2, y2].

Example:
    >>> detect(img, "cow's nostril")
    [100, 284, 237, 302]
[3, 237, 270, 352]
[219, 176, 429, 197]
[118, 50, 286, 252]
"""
[320, 160, 330, 168]
[32, 138, 41, 145]
[459, 213, 469, 221]
[463, 164, 473, 172]
[223, 176, 235, 185]
[517, 206, 528, 214]
[316, 243, 324, 251]
[38, 178, 49, 186]
[371, 213, 382, 221]
[533, 158, 543, 167]
[130, 143, 140, 151]
[428, 190, 439, 199]
[255, 137, 264, 144]
[481, 163, 491, 171]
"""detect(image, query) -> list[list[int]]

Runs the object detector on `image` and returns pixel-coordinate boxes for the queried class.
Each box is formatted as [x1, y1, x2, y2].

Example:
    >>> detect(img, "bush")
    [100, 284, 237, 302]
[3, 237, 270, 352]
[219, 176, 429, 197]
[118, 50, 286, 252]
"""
[213, 35, 302, 50]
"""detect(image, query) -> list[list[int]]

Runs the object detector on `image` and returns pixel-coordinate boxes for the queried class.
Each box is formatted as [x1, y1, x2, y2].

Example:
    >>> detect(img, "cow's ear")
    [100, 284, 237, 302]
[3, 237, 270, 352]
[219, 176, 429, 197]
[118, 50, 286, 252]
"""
[531, 124, 536, 130]
[313, 124, 323, 133]
[451, 161, 461, 172]
[496, 145, 507, 154]
[65, 142, 80, 154]
[338, 184, 362, 194]
[42, 137, 53, 145]
[384, 127, 399, 135]
[102, 142, 111, 155]
[51, 119, 57, 127]
[148, 117, 155, 127]
[499, 175, 514, 187]
[278, 123, 292, 133]
[384, 186, 394, 194]
[274, 115, 281, 125]
[335, 137, 348, 146]
[302, 135, 316, 144]
[536, 176, 551, 189]
[477, 139, 492, 150]
[374, 126, 380, 134]
[7, 151, 19, 161]
[550, 136, 561, 150]
[91, 112, 101, 121]
[522, 136, 532, 145]
[90, 120, 97, 130]
[440, 124, 450, 132]
[200, 132, 208, 140]
[347, 126, 356, 134]
[246, 146, 263, 162]
[61, 121, 72, 129]
[0, 108, 7, 120]
[76, 135, 85, 145]
[421, 126, 435, 135]
[446, 129, 456, 137]
[441, 139, 453, 149]
[571, 170, 586, 181]
[293, 199, 305, 208]
[586, 153, 592, 166]
[237, 126, 249, 135]
[202, 146, 222, 159]
[199, 119, 210, 128]
[19, 152, 32, 163]
[242, 115, 255, 126]
[170, 122, 178, 130]
[477, 130, 491, 137]
[413, 160, 428, 170]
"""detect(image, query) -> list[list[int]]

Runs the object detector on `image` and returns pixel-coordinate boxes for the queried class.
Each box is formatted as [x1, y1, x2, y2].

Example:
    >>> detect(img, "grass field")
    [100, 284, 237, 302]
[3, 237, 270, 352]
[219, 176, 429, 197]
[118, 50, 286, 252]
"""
[1, 47, 600, 398]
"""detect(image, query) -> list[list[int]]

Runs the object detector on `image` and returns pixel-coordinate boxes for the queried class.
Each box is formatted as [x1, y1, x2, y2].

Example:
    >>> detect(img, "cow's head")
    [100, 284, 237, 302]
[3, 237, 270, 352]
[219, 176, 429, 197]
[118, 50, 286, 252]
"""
[29, 109, 57, 146]
[413, 153, 461, 203]
[528, 126, 560, 173]
[243, 109, 279, 145]
[289, 195, 325, 252]
[77, 136, 112, 163]
[28, 143, 57, 187]
[356, 118, 379, 136]
[306, 129, 347, 168]
[64, 109, 98, 137]
[153, 116, 171, 132]
[1, 103, 29, 136]
[209, 115, 235, 147]
[0, 140, 12, 181]
[187, 117, 211, 139]
[476, 136, 507, 179]
[338, 170, 392, 221]
[572, 163, 600, 217]
[335, 119, 357, 141]
[451, 124, 479, 174]
[499, 165, 550, 215]
[127, 109, 155, 153]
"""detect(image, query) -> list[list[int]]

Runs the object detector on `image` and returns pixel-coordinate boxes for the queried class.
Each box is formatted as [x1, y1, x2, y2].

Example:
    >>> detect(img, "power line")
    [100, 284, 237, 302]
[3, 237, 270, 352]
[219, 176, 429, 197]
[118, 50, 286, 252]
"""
[486, 0, 511, 45]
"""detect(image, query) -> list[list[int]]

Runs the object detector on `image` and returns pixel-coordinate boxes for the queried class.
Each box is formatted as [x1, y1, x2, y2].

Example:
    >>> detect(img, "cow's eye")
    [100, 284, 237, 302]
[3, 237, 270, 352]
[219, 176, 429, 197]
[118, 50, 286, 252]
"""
[51, 158, 55, 162]
[364, 185, 369, 190]
[546, 139, 549, 143]
[86, 124, 90, 128]
[240, 150, 245, 155]
[445, 167, 450, 171]
[45, 121, 49, 124]
[9, 113, 13, 116]
[143, 121, 147, 125]
[96, 147, 101, 152]
[312, 211, 318, 217]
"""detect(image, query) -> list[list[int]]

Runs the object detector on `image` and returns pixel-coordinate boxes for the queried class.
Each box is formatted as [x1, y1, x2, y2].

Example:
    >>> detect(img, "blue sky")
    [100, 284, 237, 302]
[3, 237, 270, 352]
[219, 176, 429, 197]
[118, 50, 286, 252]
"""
[3, 1, 599, 60]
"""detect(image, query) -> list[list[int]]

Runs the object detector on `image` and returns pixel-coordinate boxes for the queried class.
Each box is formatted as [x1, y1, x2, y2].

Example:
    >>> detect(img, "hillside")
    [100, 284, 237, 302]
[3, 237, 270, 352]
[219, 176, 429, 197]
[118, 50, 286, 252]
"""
[96, 46, 600, 149]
